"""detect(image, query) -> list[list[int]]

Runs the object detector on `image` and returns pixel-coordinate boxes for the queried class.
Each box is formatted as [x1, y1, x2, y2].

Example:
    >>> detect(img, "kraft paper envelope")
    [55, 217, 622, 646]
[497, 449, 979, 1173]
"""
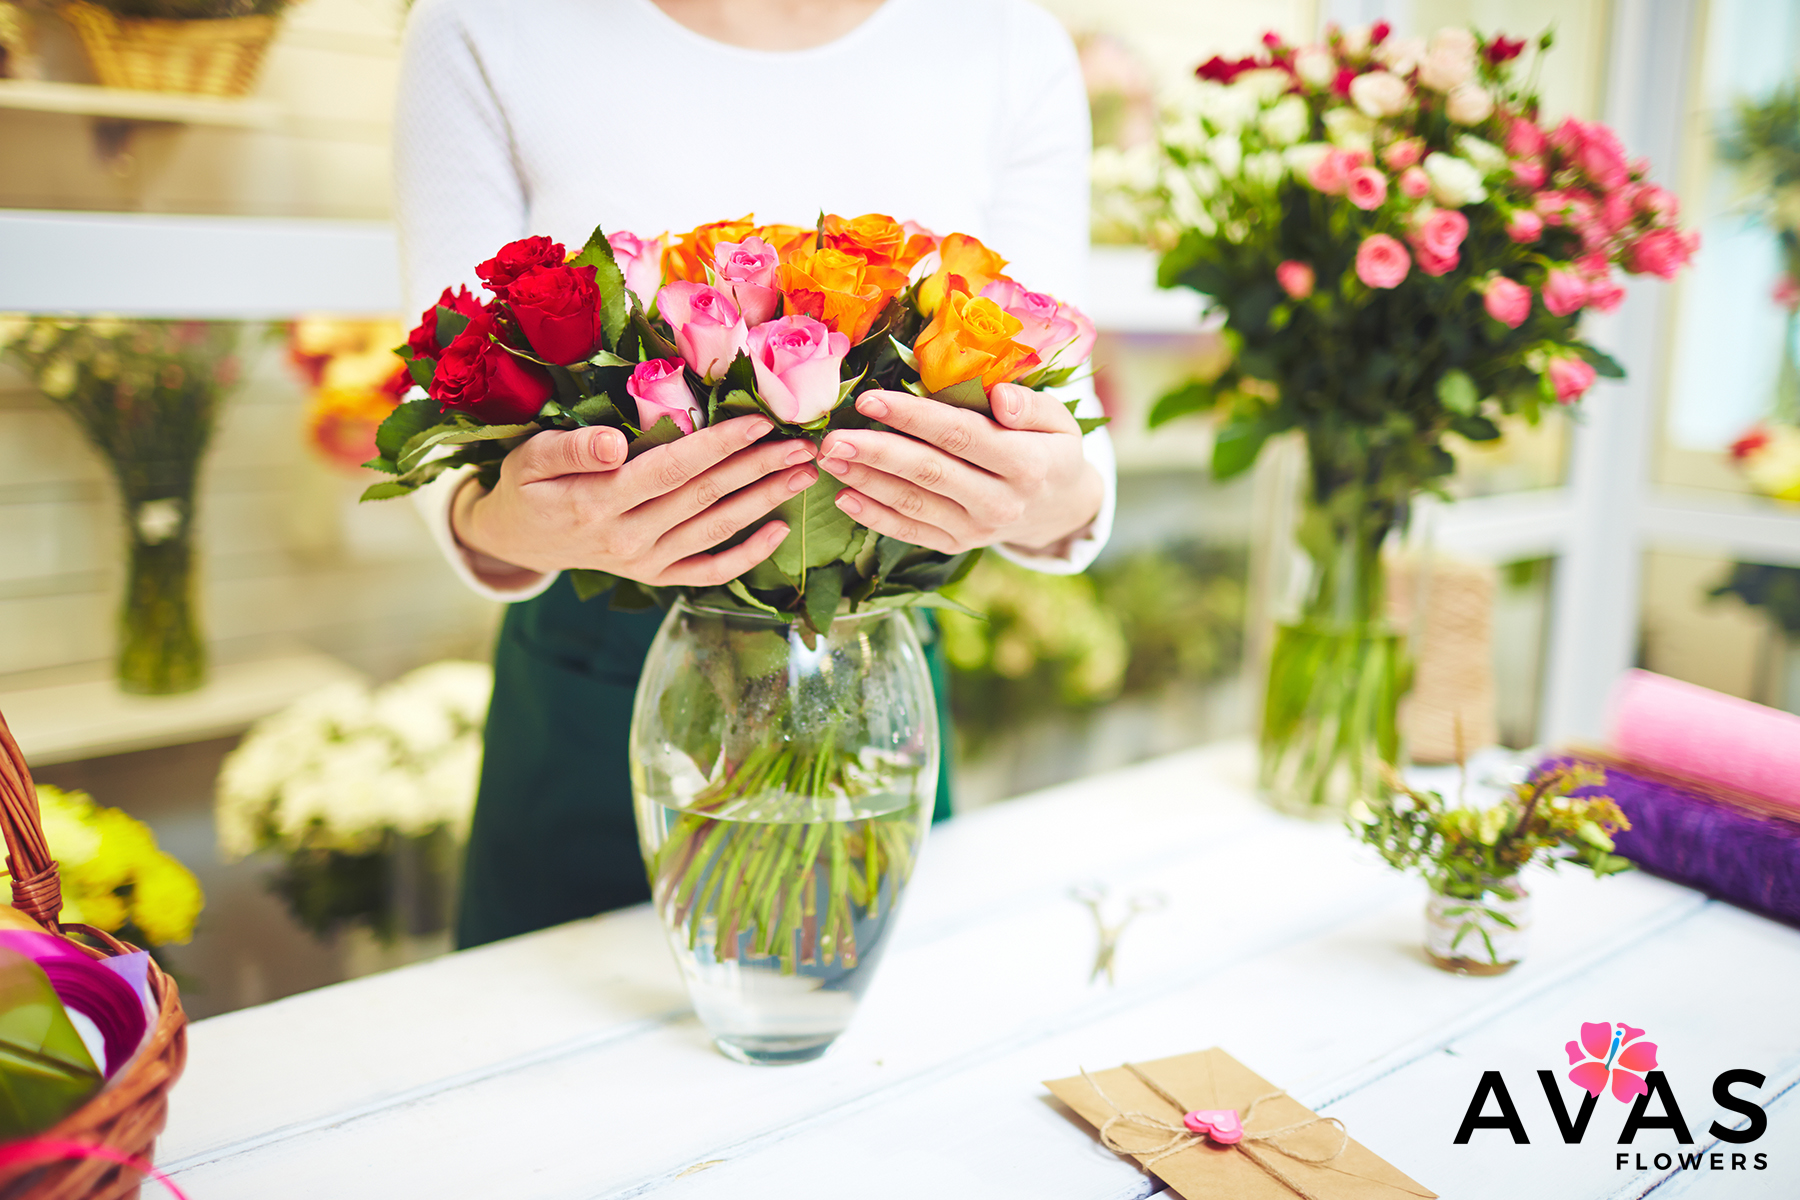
[1045, 1048, 1436, 1200]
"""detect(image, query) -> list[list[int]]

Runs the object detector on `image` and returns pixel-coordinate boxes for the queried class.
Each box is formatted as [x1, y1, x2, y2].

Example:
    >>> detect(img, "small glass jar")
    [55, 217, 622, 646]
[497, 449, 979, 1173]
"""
[1425, 875, 1530, 975]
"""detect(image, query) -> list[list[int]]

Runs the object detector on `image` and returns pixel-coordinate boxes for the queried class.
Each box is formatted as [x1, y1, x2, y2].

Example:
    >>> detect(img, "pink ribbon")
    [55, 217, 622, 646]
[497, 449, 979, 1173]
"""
[0, 1138, 188, 1198]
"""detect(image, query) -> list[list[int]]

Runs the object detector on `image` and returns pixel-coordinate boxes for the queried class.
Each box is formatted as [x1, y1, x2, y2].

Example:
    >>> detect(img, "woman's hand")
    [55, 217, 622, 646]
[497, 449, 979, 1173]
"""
[452, 414, 818, 587]
[816, 384, 1103, 557]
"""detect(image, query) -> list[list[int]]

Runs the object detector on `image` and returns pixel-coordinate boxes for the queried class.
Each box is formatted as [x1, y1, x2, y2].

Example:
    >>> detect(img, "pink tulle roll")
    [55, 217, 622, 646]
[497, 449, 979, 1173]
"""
[1607, 670, 1800, 811]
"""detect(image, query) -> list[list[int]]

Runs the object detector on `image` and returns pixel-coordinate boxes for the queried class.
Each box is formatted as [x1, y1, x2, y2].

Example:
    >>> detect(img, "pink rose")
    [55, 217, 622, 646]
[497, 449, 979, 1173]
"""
[1506, 117, 1548, 159]
[1412, 208, 1470, 258]
[1626, 227, 1698, 279]
[1510, 159, 1548, 189]
[1483, 276, 1531, 327]
[1347, 167, 1389, 210]
[1445, 83, 1494, 125]
[1586, 277, 1626, 313]
[656, 281, 749, 382]
[626, 357, 705, 434]
[1506, 210, 1544, 242]
[1547, 356, 1598, 404]
[1634, 184, 1679, 222]
[979, 278, 1096, 366]
[1775, 276, 1800, 310]
[1399, 166, 1431, 199]
[1542, 268, 1590, 317]
[1355, 234, 1411, 289]
[1600, 191, 1634, 234]
[608, 230, 664, 309]
[902, 220, 941, 252]
[714, 236, 782, 328]
[1382, 138, 1425, 170]
[747, 315, 851, 425]
[1574, 122, 1629, 190]
[1349, 70, 1411, 118]
[1308, 148, 1365, 195]
[1276, 260, 1316, 299]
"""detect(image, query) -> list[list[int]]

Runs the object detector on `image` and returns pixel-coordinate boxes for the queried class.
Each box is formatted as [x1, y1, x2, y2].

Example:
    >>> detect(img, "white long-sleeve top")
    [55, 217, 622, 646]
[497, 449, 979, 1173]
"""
[393, 0, 1115, 600]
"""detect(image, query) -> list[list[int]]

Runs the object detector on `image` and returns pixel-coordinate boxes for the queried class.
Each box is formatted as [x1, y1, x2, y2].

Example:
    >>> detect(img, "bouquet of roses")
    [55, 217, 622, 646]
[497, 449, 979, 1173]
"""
[1150, 23, 1697, 478]
[365, 213, 1097, 636]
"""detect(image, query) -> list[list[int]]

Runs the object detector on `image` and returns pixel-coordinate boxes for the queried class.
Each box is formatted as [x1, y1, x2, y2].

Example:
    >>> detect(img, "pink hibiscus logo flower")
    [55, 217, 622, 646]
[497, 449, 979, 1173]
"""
[1566, 1021, 1658, 1101]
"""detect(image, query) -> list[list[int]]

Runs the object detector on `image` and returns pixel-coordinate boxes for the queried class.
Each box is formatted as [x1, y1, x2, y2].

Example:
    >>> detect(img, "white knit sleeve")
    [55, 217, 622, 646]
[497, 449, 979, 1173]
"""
[987, 0, 1115, 575]
[394, 0, 557, 601]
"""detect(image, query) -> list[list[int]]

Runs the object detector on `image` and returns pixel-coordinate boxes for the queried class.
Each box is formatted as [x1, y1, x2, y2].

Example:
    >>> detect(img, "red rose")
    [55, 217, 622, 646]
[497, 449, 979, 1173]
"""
[506, 265, 603, 365]
[405, 285, 486, 359]
[476, 236, 567, 296]
[428, 310, 553, 423]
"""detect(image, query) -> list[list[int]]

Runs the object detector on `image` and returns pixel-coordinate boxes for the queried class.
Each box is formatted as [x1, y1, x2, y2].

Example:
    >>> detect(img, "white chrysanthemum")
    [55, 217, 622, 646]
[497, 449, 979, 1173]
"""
[1243, 151, 1287, 188]
[1091, 143, 1160, 192]
[1323, 108, 1378, 155]
[394, 660, 492, 730]
[1285, 141, 1332, 179]
[1198, 81, 1261, 133]
[1456, 134, 1507, 176]
[1235, 68, 1292, 104]
[1206, 132, 1243, 178]
[1258, 95, 1309, 147]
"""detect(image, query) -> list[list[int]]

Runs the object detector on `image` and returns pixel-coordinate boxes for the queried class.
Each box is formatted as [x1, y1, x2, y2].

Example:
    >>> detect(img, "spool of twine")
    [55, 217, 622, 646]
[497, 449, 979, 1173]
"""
[1389, 554, 1498, 764]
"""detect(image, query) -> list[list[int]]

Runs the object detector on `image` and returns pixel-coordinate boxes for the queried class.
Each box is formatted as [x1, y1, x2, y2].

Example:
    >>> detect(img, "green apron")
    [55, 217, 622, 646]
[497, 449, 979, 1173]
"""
[455, 575, 955, 950]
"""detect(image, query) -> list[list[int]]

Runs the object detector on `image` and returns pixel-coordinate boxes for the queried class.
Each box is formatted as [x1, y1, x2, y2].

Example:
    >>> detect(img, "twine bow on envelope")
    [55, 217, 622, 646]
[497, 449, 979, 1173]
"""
[1045, 1048, 1438, 1200]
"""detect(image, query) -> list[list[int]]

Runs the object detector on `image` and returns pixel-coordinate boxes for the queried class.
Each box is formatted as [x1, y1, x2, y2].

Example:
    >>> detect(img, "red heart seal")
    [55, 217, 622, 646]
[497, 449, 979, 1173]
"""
[1182, 1108, 1244, 1144]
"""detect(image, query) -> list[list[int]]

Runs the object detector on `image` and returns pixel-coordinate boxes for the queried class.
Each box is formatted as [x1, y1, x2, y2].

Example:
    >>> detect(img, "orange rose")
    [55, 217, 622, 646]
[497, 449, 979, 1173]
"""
[661, 215, 758, 282]
[913, 284, 1041, 394]
[916, 232, 1009, 316]
[778, 246, 908, 343]
[755, 223, 815, 261]
[822, 212, 935, 274]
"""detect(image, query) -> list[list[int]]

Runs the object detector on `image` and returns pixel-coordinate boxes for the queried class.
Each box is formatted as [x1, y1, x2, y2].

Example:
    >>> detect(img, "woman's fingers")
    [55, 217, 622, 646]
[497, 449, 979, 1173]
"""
[651, 465, 816, 568]
[833, 488, 962, 555]
[988, 382, 1081, 434]
[631, 438, 814, 529]
[511, 426, 628, 483]
[651, 518, 792, 588]
[851, 390, 1015, 473]
[820, 458, 987, 546]
[817, 430, 1016, 529]
[615, 415, 774, 506]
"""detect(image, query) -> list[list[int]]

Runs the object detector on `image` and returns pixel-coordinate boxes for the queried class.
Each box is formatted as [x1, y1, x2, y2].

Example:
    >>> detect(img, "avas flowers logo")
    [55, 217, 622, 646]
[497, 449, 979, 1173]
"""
[1567, 1021, 1658, 1103]
[1454, 1019, 1772, 1175]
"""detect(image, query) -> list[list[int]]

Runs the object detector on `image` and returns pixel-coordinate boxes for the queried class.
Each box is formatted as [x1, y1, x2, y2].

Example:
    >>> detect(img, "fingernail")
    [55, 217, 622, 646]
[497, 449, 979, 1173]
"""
[784, 445, 814, 465]
[826, 440, 856, 460]
[835, 493, 863, 516]
[820, 457, 851, 476]
[744, 418, 773, 441]
[789, 468, 816, 492]
[596, 429, 624, 459]
[1003, 390, 1021, 419]
[857, 395, 889, 420]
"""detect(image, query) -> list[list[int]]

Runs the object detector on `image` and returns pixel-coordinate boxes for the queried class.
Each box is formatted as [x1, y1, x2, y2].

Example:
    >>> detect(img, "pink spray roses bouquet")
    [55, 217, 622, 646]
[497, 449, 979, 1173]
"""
[1151, 23, 1696, 493]
[361, 214, 1097, 634]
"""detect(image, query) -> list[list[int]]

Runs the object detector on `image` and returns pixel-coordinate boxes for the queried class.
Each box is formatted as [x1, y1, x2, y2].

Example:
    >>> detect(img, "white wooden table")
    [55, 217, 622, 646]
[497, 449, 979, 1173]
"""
[157, 743, 1800, 1199]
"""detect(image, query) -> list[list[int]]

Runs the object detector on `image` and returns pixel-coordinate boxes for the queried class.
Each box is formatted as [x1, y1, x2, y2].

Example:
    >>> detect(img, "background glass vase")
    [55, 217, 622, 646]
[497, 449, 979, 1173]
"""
[119, 498, 204, 694]
[1424, 874, 1531, 975]
[1258, 436, 1415, 816]
[630, 600, 937, 1065]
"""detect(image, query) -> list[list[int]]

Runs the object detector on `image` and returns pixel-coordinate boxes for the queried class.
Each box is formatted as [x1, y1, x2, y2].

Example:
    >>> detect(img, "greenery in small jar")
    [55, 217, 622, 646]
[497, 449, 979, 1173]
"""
[82, 0, 289, 18]
[1352, 762, 1633, 937]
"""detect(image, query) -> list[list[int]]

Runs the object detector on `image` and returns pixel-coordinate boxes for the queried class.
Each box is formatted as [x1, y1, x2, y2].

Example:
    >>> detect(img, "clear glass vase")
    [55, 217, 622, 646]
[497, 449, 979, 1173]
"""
[630, 600, 938, 1065]
[1425, 875, 1530, 975]
[117, 497, 206, 695]
[1258, 463, 1412, 817]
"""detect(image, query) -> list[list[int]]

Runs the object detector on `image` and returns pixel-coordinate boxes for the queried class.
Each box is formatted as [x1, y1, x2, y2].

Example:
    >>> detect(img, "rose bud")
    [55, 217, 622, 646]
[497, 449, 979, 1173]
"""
[626, 358, 705, 434]
[1355, 234, 1411, 289]
[475, 236, 566, 297]
[713, 237, 782, 327]
[1506, 210, 1545, 243]
[406, 285, 486, 359]
[914, 287, 1041, 394]
[1542, 267, 1590, 316]
[608, 230, 665, 309]
[978, 279, 1095, 365]
[428, 310, 553, 423]
[656, 281, 749, 383]
[746, 315, 851, 425]
[506, 265, 603, 365]
[1548, 355, 1598, 403]
[1482, 276, 1531, 327]
[1276, 260, 1316, 299]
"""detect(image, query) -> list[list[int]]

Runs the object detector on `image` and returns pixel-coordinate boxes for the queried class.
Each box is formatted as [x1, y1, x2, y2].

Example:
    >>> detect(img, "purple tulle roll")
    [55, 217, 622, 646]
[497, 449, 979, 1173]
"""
[0, 932, 148, 1077]
[1550, 756, 1800, 928]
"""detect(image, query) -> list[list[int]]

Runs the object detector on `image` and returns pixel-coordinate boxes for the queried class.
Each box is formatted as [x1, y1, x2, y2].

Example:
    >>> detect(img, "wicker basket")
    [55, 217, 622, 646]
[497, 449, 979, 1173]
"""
[0, 711, 188, 1200]
[60, 0, 276, 97]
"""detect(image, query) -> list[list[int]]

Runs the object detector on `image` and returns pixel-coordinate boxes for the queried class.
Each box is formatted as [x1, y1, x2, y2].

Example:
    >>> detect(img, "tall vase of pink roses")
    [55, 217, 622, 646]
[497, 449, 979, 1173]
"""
[1146, 23, 1695, 815]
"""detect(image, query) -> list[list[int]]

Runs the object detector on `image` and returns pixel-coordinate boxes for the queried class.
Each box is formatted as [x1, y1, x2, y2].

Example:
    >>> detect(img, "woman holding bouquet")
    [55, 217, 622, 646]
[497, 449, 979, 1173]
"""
[394, 0, 1115, 948]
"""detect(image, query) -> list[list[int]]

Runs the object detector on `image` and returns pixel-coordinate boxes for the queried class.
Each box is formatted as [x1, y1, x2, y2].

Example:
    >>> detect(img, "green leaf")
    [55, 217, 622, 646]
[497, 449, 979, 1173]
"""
[570, 395, 621, 426]
[931, 377, 990, 414]
[570, 226, 630, 350]
[726, 578, 783, 614]
[374, 397, 443, 467]
[1148, 379, 1215, 428]
[1450, 413, 1503, 441]
[568, 569, 618, 602]
[742, 555, 794, 592]
[397, 418, 536, 475]
[713, 388, 762, 425]
[588, 349, 633, 369]
[876, 535, 913, 581]
[896, 591, 983, 617]
[627, 415, 685, 460]
[435, 306, 472, 350]
[772, 470, 856, 577]
[658, 672, 724, 777]
[609, 579, 662, 611]
[801, 564, 845, 635]
[360, 479, 417, 501]
[399, 348, 436, 390]
[1076, 415, 1111, 435]
[888, 336, 919, 371]
[852, 527, 880, 576]
[1436, 369, 1479, 416]
[1574, 343, 1627, 379]
[1211, 415, 1271, 480]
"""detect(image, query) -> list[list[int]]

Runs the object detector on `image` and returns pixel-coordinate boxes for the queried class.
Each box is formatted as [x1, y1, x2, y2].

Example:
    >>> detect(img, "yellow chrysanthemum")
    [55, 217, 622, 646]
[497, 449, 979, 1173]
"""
[22, 786, 204, 946]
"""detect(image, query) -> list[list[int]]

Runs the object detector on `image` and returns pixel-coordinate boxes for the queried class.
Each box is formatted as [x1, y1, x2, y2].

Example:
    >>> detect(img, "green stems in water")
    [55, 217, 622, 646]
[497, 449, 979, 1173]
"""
[118, 529, 205, 695]
[651, 737, 917, 975]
